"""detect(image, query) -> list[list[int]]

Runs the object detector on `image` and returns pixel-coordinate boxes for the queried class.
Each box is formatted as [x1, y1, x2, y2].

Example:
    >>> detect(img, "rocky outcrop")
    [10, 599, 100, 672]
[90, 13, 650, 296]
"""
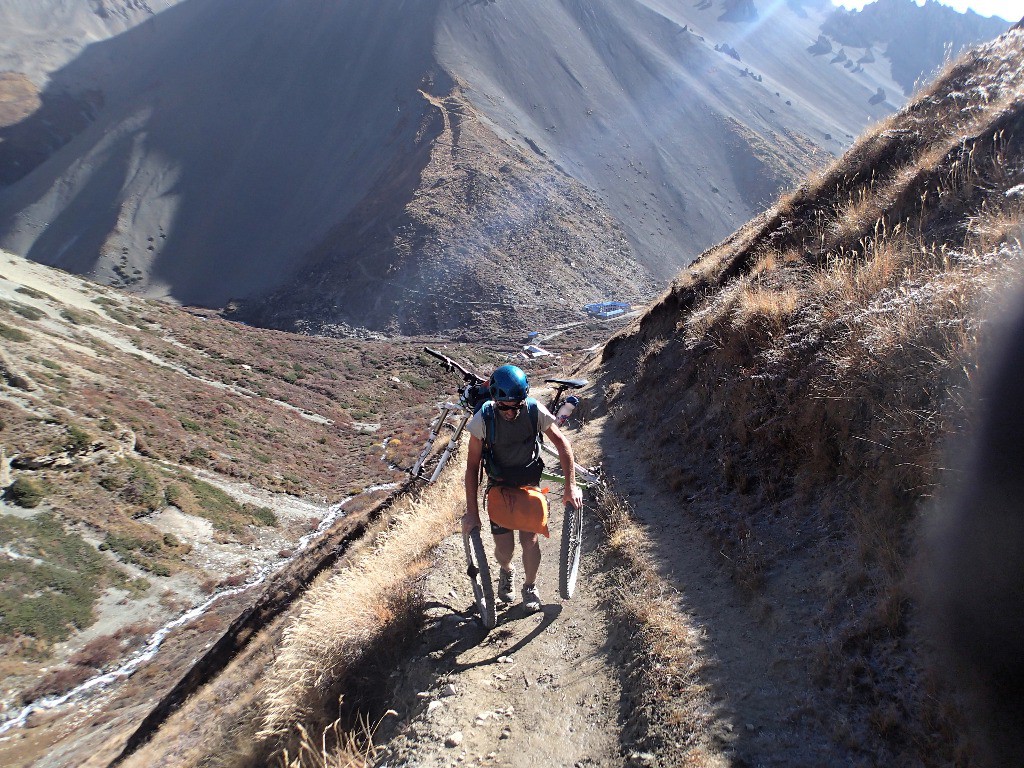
[822, 0, 1009, 93]
[719, 0, 757, 23]
[807, 34, 832, 55]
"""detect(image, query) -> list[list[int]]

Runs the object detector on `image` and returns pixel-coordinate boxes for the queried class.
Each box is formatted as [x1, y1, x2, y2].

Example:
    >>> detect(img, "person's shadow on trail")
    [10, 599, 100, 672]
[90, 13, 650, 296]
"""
[421, 599, 562, 671]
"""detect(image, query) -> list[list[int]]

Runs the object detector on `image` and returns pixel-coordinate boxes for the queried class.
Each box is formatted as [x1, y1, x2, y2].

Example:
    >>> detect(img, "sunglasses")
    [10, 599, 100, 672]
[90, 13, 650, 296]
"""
[495, 401, 525, 412]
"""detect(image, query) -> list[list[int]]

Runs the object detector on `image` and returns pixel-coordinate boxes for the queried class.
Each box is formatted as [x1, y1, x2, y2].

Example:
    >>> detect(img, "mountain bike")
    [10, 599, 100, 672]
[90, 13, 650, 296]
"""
[413, 347, 600, 621]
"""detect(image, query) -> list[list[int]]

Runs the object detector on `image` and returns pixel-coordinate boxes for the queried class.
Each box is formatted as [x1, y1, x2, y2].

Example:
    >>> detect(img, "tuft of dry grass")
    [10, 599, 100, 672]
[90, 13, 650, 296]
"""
[259, 474, 463, 747]
[731, 285, 800, 331]
[279, 717, 385, 768]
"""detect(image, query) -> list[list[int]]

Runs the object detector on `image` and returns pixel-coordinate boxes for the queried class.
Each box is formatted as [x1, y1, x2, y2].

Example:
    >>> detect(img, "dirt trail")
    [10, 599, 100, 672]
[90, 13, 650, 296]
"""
[596, 426, 836, 766]
[376, 504, 624, 768]
[373, 406, 836, 767]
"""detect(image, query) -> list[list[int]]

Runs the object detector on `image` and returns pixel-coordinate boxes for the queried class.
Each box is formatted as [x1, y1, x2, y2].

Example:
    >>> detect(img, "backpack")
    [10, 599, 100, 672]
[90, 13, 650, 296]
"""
[480, 397, 544, 487]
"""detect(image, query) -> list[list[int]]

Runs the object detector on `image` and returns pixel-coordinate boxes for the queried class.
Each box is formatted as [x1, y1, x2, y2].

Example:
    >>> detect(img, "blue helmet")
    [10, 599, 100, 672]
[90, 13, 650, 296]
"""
[489, 365, 529, 401]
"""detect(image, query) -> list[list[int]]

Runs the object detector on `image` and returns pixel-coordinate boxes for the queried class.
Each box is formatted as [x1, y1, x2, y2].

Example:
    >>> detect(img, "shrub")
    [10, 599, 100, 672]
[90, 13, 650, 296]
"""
[245, 503, 278, 527]
[60, 308, 95, 326]
[0, 323, 30, 342]
[181, 447, 212, 465]
[69, 635, 122, 669]
[65, 425, 92, 453]
[20, 665, 92, 704]
[164, 483, 184, 507]
[121, 460, 162, 511]
[15, 286, 51, 301]
[7, 477, 44, 507]
[98, 474, 124, 491]
[8, 303, 44, 321]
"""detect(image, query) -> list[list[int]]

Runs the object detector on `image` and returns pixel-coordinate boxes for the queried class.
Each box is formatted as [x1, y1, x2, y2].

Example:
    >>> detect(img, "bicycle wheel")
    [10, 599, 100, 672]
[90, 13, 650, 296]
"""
[463, 527, 497, 628]
[559, 502, 584, 599]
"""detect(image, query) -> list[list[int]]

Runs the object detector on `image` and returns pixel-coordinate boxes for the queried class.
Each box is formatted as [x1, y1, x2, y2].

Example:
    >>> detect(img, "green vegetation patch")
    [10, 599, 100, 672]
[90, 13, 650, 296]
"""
[100, 533, 171, 577]
[64, 425, 93, 453]
[6, 477, 45, 508]
[119, 459, 163, 512]
[15, 286, 52, 301]
[0, 299, 45, 321]
[168, 474, 277, 532]
[60, 307, 97, 326]
[0, 513, 135, 644]
[0, 322, 30, 342]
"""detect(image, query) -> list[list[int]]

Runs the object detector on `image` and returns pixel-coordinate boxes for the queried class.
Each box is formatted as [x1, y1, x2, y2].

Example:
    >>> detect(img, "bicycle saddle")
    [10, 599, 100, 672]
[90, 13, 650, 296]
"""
[546, 378, 588, 389]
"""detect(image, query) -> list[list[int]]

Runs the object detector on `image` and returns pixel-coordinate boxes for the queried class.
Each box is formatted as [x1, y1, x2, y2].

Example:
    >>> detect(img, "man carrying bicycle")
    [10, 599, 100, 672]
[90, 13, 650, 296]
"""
[462, 364, 583, 612]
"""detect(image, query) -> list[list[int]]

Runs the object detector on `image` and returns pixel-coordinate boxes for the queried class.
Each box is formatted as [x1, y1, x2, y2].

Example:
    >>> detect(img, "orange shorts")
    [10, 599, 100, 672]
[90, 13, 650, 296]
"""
[486, 485, 550, 537]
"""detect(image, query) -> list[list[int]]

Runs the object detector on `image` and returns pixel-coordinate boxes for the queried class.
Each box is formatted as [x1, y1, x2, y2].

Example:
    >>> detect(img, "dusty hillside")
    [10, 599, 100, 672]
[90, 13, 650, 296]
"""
[589, 22, 1024, 766]
[0, 0, 931, 335]
[0, 249, 503, 764]
[0, 247, 630, 767]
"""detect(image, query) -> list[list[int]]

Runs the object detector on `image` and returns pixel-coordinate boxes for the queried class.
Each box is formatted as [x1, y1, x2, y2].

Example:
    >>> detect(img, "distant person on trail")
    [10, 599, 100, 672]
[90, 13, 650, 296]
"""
[463, 364, 583, 613]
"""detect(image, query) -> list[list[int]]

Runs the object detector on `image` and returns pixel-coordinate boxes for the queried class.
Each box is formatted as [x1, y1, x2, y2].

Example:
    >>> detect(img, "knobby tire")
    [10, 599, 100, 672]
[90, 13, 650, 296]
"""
[559, 503, 583, 599]
[464, 527, 497, 628]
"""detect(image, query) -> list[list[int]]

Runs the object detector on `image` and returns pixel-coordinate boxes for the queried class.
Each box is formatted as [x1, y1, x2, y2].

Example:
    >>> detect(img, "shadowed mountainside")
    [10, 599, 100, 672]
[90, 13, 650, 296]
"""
[589, 23, 1024, 765]
[0, 0, 921, 335]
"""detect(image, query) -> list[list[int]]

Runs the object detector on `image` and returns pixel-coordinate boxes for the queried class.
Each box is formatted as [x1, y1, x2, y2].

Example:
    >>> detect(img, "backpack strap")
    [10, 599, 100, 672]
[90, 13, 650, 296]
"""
[526, 397, 539, 437]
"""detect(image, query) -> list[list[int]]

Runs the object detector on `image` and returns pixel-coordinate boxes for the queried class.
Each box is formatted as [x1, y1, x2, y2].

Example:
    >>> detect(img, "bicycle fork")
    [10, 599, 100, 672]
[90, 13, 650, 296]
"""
[411, 403, 460, 478]
[412, 404, 471, 483]
[428, 412, 470, 483]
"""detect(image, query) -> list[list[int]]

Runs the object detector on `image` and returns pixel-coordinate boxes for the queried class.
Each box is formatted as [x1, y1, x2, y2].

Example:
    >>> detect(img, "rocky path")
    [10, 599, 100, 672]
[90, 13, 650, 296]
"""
[596, 431, 837, 767]
[376, 505, 624, 768]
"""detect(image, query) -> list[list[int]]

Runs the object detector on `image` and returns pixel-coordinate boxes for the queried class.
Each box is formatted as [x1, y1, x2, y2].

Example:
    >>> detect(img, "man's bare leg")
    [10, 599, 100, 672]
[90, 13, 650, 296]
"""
[519, 531, 540, 585]
[493, 531, 515, 572]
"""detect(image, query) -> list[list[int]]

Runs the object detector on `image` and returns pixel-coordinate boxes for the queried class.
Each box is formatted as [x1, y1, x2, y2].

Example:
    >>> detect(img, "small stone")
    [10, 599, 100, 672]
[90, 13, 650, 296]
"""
[499, 728, 512, 740]
[441, 683, 457, 697]
[416, 691, 431, 698]
[446, 731, 464, 748]
[628, 752, 656, 764]
[427, 700, 444, 713]
[745, 723, 756, 732]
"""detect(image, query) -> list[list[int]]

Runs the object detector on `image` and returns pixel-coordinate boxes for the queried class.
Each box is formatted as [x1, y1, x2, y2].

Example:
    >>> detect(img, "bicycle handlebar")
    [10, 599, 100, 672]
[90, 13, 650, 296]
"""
[423, 347, 487, 385]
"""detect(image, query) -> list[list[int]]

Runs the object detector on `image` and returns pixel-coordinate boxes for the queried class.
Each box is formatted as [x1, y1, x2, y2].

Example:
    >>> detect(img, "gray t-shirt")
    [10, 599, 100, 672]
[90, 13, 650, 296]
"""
[467, 400, 555, 469]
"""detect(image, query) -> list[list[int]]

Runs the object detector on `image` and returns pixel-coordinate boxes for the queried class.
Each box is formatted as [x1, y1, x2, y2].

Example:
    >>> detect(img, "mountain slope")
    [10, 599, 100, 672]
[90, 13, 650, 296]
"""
[0, 0, 920, 335]
[0, 1, 1012, 337]
[587, 22, 1024, 765]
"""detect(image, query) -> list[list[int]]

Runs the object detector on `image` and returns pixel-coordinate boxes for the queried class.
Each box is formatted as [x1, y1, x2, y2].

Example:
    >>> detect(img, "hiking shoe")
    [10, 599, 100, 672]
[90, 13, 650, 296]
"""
[521, 584, 542, 613]
[497, 568, 515, 603]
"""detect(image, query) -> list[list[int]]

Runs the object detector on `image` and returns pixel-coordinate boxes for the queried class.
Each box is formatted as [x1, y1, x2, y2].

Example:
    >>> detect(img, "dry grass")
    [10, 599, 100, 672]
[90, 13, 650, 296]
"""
[594, 486, 727, 767]
[278, 718, 384, 768]
[258, 472, 463, 760]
